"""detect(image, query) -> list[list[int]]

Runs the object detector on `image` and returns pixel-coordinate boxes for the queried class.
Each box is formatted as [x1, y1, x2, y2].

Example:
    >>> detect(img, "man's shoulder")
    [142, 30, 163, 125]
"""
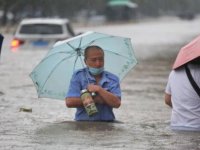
[74, 68, 86, 74]
[104, 71, 119, 82]
[73, 68, 86, 77]
[171, 68, 185, 77]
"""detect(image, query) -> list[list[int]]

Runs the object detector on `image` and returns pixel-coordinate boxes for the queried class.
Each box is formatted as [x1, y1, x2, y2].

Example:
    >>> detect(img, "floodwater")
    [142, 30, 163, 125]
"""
[1, 16, 200, 150]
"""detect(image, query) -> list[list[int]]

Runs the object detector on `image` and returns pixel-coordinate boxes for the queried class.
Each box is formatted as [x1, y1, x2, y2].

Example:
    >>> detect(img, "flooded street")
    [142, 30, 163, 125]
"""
[1, 16, 200, 149]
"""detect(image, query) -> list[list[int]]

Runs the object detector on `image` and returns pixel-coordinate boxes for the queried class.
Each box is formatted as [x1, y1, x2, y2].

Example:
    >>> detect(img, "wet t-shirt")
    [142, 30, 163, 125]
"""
[165, 64, 200, 131]
[66, 68, 121, 121]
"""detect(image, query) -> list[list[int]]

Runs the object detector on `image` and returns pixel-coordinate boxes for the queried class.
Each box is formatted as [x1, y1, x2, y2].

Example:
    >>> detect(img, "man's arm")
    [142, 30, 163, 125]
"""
[87, 84, 121, 108]
[65, 97, 83, 108]
[165, 93, 172, 108]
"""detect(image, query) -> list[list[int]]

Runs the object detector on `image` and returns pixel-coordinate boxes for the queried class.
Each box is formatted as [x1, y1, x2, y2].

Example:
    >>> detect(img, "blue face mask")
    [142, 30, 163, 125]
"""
[88, 67, 104, 75]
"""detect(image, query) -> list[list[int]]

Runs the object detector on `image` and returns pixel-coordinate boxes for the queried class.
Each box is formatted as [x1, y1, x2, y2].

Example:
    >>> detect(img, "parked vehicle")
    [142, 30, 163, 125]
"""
[11, 18, 76, 51]
[177, 11, 195, 20]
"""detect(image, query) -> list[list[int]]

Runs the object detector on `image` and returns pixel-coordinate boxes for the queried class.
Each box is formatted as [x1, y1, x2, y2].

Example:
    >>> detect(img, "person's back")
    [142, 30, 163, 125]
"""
[165, 59, 200, 131]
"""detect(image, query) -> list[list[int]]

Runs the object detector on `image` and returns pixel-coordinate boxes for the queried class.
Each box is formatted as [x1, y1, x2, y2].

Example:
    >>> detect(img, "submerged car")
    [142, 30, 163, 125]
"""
[11, 18, 76, 51]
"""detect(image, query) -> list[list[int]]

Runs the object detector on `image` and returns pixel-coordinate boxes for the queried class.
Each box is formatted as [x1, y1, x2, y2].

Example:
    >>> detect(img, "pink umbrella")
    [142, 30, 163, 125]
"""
[173, 35, 200, 69]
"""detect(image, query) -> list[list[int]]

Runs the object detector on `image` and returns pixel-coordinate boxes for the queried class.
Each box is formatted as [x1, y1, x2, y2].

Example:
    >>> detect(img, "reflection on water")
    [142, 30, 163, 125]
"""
[36, 121, 124, 133]
[34, 121, 127, 149]
[32, 120, 200, 150]
[1, 55, 200, 149]
[1, 17, 200, 149]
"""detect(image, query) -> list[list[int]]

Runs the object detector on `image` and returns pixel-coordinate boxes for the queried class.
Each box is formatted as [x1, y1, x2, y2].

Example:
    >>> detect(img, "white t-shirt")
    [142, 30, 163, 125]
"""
[165, 64, 200, 131]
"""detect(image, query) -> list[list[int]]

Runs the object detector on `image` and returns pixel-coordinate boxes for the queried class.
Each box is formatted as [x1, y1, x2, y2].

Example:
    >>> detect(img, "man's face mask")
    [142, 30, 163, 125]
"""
[88, 67, 104, 75]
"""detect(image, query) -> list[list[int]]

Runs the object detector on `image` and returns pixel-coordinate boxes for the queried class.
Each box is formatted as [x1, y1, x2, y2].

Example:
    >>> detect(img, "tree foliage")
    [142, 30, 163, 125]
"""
[0, 0, 199, 25]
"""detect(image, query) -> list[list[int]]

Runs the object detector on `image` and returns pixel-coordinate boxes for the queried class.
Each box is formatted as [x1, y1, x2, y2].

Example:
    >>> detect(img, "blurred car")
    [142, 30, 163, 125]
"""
[11, 18, 76, 51]
[177, 11, 195, 20]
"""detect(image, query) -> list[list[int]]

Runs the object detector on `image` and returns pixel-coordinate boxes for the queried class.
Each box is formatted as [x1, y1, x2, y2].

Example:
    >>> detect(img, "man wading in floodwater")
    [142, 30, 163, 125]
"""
[65, 46, 121, 121]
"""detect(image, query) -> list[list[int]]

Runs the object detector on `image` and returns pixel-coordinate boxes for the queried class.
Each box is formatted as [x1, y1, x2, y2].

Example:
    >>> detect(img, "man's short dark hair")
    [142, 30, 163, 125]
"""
[84, 45, 104, 60]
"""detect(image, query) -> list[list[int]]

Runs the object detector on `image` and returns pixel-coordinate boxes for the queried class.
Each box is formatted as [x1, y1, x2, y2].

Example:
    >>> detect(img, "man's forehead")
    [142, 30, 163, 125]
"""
[87, 54, 104, 59]
[88, 47, 102, 52]
[87, 49, 103, 54]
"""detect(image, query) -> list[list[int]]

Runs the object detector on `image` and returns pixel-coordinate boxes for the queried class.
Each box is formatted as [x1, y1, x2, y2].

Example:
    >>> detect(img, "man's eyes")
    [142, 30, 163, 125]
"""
[89, 58, 104, 62]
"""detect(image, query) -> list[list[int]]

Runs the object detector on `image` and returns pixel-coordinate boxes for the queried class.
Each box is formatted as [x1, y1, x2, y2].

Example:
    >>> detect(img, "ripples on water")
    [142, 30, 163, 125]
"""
[1, 34, 200, 149]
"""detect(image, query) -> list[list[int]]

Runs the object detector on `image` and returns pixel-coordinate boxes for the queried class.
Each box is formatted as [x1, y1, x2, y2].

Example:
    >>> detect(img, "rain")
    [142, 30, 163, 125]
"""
[1, 0, 200, 149]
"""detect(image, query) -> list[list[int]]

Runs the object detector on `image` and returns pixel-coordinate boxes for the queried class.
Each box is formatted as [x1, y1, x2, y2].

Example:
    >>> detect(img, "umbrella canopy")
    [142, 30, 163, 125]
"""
[107, 0, 138, 8]
[30, 31, 137, 100]
[173, 35, 200, 69]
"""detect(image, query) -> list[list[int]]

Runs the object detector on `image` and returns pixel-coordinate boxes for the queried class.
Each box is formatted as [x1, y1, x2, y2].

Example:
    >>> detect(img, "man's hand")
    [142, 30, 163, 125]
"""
[87, 84, 121, 108]
[87, 84, 104, 104]
[87, 84, 101, 93]
[165, 93, 172, 108]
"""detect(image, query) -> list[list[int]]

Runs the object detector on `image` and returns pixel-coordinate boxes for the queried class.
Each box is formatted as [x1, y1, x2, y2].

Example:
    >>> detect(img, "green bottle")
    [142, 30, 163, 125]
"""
[81, 89, 98, 116]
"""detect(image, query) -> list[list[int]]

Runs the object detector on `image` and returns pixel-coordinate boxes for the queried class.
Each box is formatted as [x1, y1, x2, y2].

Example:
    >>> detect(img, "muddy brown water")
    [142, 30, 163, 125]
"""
[1, 51, 200, 149]
[1, 17, 200, 149]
